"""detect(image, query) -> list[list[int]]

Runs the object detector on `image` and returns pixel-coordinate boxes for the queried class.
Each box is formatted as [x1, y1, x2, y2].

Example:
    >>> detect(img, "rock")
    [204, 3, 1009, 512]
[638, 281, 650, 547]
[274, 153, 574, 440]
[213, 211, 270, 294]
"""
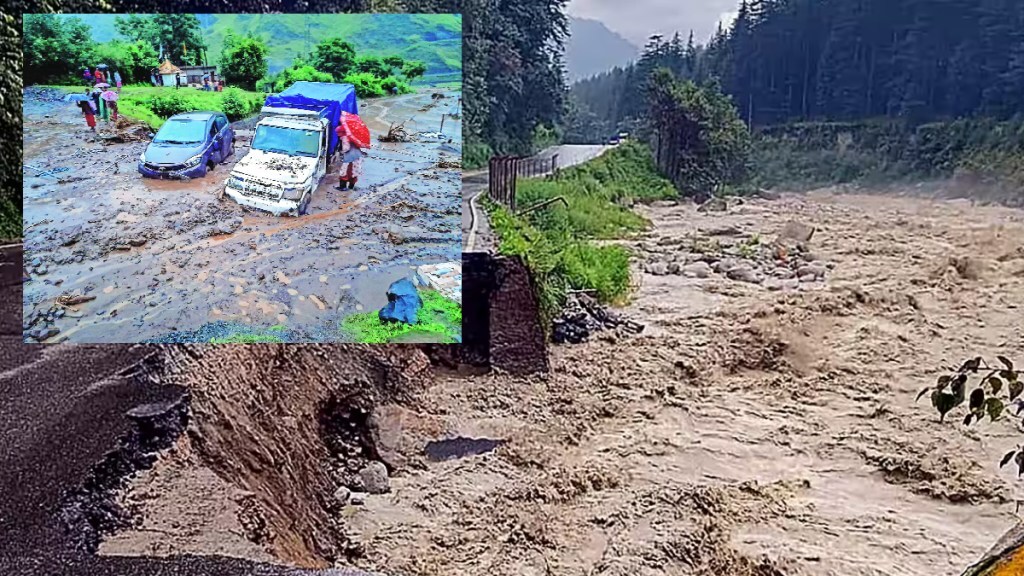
[712, 258, 739, 274]
[697, 197, 729, 213]
[667, 261, 681, 275]
[334, 486, 351, 505]
[777, 221, 815, 244]
[356, 461, 390, 495]
[756, 188, 781, 201]
[651, 200, 678, 208]
[647, 262, 669, 276]
[727, 265, 763, 284]
[379, 278, 422, 325]
[128, 237, 147, 247]
[217, 217, 243, 235]
[59, 225, 83, 247]
[681, 261, 713, 279]
[799, 274, 817, 283]
[771, 267, 795, 279]
[797, 264, 827, 279]
[349, 492, 367, 506]
[764, 278, 784, 291]
[781, 279, 800, 290]
[31, 257, 42, 267]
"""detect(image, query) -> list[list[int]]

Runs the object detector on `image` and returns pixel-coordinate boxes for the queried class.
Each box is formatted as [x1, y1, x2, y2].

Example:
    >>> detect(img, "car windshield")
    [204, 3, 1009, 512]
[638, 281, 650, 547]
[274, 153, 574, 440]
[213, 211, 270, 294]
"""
[154, 119, 207, 144]
[251, 125, 319, 158]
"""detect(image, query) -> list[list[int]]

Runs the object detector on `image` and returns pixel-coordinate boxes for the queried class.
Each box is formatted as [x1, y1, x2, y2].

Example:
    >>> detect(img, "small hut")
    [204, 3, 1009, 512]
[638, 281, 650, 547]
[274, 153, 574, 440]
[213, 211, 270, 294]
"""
[158, 60, 182, 87]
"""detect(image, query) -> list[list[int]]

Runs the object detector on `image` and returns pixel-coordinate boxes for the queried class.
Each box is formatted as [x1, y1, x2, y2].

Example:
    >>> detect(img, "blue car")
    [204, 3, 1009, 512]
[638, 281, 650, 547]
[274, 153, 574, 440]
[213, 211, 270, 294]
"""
[138, 111, 235, 179]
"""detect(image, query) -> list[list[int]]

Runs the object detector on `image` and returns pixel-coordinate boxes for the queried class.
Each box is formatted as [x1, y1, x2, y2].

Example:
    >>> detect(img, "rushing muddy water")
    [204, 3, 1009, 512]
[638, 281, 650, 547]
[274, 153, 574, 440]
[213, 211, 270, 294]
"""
[22, 88, 462, 343]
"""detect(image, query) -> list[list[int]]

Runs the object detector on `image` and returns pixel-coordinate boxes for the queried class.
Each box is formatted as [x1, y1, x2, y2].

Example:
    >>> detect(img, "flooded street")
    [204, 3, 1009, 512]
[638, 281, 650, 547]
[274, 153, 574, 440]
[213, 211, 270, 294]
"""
[22, 88, 462, 343]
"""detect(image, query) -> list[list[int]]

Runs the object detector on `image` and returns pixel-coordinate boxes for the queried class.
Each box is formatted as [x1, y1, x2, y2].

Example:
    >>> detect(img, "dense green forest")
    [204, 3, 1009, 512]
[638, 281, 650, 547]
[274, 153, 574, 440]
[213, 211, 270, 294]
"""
[574, 0, 1024, 130]
[569, 0, 1024, 191]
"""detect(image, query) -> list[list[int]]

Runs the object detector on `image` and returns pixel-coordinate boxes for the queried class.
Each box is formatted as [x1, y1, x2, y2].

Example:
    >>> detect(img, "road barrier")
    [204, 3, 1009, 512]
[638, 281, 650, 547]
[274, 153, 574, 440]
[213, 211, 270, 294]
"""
[487, 154, 559, 213]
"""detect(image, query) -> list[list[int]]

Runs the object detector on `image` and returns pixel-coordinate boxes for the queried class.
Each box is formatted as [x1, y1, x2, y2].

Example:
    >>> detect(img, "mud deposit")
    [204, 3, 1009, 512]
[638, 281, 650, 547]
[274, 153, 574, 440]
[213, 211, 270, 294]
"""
[22, 88, 462, 343]
[97, 188, 1024, 575]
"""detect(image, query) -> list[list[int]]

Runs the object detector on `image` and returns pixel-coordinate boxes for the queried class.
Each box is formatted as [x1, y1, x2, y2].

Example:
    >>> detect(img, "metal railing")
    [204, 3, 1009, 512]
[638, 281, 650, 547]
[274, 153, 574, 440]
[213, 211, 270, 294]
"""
[487, 154, 559, 212]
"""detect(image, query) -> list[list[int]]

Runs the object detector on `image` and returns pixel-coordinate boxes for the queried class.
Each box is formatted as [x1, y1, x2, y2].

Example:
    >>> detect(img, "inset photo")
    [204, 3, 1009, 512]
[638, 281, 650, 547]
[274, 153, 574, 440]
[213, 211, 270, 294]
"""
[22, 13, 463, 344]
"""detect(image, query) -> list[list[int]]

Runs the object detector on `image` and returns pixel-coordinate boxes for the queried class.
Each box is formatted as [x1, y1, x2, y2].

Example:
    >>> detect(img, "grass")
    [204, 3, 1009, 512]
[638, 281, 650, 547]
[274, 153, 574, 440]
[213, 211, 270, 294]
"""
[341, 289, 462, 344]
[487, 141, 677, 323]
[44, 84, 265, 129]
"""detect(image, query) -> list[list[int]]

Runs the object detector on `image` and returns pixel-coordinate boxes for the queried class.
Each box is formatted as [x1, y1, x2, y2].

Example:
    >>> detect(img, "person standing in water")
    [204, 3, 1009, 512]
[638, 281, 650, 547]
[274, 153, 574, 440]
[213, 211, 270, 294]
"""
[78, 96, 96, 132]
[334, 127, 364, 190]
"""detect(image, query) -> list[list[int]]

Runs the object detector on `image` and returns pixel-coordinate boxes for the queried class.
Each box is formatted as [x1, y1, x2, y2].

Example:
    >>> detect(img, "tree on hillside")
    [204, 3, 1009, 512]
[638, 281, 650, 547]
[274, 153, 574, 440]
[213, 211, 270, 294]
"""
[114, 14, 206, 66]
[24, 14, 93, 85]
[221, 32, 269, 91]
[311, 38, 357, 82]
[355, 55, 391, 78]
[91, 40, 159, 84]
[401, 60, 427, 82]
[382, 55, 405, 70]
[646, 68, 751, 196]
[273, 64, 333, 93]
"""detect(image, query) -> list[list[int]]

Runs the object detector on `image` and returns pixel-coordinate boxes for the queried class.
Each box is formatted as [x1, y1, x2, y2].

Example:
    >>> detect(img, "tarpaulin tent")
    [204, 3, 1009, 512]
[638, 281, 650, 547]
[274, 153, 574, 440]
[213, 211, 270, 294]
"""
[263, 82, 358, 157]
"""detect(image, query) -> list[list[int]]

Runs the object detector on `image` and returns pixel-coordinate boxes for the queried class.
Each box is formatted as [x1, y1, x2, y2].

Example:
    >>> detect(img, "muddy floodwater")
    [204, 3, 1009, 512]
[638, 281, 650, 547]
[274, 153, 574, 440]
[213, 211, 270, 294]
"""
[22, 88, 462, 343]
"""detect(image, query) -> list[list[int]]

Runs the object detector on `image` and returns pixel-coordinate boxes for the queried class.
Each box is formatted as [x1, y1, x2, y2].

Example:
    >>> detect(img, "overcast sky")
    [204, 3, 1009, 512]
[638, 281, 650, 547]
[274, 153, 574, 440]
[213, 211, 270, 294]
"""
[567, 0, 739, 47]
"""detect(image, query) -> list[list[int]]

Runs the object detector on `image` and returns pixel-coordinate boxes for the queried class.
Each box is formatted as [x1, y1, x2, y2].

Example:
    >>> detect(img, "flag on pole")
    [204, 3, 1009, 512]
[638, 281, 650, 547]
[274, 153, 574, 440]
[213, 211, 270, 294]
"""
[159, 44, 164, 60]
[183, 42, 187, 56]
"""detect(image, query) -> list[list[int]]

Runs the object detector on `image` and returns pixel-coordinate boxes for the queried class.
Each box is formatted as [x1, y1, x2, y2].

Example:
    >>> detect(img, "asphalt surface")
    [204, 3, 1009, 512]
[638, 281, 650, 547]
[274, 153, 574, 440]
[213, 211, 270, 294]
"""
[461, 145, 612, 253]
[0, 243, 379, 575]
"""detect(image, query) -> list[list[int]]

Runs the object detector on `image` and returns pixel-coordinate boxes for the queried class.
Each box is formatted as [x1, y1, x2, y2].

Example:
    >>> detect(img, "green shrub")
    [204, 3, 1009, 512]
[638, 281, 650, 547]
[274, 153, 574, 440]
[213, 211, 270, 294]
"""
[341, 289, 461, 344]
[146, 91, 194, 118]
[380, 76, 413, 95]
[342, 72, 385, 98]
[220, 88, 250, 121]
[464, 139, 493, 170]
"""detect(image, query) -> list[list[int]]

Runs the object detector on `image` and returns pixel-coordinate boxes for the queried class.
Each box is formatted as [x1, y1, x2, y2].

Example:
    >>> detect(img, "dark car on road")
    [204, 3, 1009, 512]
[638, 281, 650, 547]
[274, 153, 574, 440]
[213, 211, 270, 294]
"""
[138, 111, 235, 179]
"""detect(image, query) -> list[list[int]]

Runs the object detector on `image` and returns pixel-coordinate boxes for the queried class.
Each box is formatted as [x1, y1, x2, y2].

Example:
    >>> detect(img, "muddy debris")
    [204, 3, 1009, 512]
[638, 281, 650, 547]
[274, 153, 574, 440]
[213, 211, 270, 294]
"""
[57, 292, 97, 307]
[552, 292, 645, 344]
[378, 121, 412, 143]
[424, 437, 506, 462]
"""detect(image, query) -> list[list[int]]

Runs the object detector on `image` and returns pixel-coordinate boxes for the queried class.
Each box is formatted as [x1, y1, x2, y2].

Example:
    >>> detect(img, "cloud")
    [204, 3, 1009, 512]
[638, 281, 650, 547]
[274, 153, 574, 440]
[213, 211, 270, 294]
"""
[567, 0, 740, 46]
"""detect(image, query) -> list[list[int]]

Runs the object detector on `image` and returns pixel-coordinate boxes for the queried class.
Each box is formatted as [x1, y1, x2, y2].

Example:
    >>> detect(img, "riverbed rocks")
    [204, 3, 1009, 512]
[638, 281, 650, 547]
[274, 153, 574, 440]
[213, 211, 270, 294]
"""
[640, 222, 833, 289]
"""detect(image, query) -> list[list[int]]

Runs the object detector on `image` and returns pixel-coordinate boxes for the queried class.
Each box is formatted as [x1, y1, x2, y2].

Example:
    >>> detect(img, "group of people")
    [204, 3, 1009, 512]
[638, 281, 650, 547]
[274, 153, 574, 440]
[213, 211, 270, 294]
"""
[82, 67, 121, 91]
[77, 67, 122, 132]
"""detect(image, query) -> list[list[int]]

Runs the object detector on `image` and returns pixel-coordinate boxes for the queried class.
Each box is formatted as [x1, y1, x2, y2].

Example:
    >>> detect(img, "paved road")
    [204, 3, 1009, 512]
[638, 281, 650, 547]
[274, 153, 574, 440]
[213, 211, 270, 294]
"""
[461, 145, 612, 253]
[0, 244, 379, 575]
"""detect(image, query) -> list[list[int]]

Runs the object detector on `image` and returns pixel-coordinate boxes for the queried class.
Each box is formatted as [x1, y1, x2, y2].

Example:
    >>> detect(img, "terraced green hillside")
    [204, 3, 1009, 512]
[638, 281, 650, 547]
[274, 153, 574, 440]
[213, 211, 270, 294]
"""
[86, 13, 462, 83]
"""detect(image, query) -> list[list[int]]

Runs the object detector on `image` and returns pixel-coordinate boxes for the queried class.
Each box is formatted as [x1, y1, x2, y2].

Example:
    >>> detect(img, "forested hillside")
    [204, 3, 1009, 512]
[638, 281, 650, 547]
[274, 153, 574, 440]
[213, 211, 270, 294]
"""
[574, 0, 1024, 130]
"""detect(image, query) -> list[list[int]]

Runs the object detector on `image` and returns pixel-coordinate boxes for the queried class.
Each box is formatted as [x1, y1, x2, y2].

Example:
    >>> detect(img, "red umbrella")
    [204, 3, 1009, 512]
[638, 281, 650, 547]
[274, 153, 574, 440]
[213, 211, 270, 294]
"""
[339, 111, 371, 149]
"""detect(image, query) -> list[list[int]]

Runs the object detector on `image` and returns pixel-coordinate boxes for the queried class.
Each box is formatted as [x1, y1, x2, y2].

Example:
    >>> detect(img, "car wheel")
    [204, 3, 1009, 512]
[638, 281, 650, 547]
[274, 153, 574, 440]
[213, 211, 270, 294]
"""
[298, 191, 312, 216]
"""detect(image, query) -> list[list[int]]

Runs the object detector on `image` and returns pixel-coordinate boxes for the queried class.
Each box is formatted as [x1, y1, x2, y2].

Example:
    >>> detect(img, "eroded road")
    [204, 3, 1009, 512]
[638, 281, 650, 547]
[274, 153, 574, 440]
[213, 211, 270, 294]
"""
[22, 88, 462, 343]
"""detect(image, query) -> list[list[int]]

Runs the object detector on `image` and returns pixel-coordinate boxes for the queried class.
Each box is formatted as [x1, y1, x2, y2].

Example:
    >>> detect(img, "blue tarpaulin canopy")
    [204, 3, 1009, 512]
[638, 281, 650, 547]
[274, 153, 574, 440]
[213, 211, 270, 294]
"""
[263, 82, 358, 156]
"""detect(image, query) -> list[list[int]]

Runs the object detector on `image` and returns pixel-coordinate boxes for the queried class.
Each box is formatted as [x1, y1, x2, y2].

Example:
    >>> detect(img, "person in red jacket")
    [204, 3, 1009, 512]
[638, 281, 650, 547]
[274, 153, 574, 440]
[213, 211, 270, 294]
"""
[94, 68, 105, 83]
[335, 124, 365, 190]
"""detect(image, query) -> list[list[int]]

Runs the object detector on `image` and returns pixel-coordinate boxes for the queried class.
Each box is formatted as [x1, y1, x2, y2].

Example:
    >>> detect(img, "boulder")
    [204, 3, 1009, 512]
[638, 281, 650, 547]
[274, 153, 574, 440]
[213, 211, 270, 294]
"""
[647, 262, 669, 276]
[727, 265, 763, 284]
[681, 261, 713, 279]
[379, 278, 422, 325]
[217, 217, 243, 235]
[777, 221, 816, 244]
[356, 461, 390, 495]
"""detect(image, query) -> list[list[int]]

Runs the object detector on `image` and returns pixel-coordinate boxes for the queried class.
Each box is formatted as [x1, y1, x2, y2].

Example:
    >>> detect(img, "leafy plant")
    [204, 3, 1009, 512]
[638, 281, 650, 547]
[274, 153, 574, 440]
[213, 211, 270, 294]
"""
[221, 32, 270, 91]
[341, 289, 461, 344]
[917, 356, 1024, 475]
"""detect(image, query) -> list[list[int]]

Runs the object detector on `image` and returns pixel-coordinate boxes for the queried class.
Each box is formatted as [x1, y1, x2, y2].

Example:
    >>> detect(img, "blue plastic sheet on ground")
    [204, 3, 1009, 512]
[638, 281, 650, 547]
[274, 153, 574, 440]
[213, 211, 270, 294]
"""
[379, 278, 422, 325]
